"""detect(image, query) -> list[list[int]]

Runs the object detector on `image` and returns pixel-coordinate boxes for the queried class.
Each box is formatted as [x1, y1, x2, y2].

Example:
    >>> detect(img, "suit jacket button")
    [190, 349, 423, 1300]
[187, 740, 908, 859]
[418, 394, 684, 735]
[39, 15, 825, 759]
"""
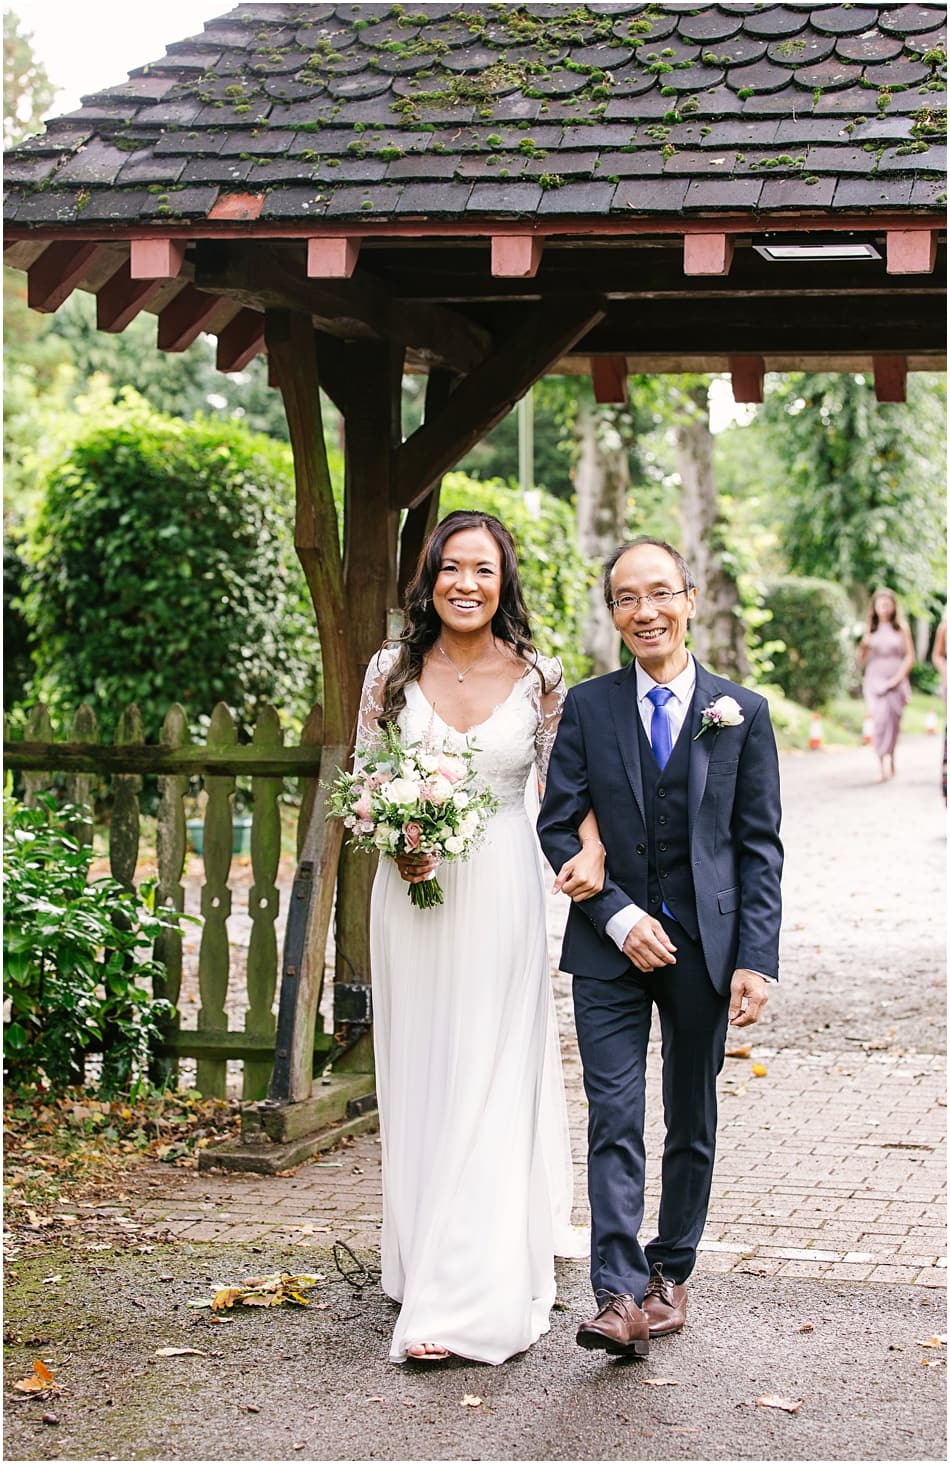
[658, 841, 669, 852]
[661, 870, 670, 879]
[636, 842, 647, 855]
[657, 787, 667, 798]
[658, 815, 668, 826]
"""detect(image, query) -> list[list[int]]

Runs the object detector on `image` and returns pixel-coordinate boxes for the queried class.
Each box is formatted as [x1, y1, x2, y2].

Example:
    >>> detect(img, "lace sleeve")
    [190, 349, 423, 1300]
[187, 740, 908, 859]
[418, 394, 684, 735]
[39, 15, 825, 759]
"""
[532, 655, 567, 785]
[353, 646, 399, 773]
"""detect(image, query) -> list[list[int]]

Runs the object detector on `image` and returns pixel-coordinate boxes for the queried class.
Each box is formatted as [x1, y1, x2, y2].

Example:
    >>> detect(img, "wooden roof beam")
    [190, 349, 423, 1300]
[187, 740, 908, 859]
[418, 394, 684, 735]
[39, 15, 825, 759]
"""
[886, 230, 937, 275]
[684, 233, 734, 277]
[491, 235, 543, 278]
[194, 242, 490, 376]
[872, 355, 907, 403]
[217, 309, 265, 372]
[729, 355, 765, 404]
[28, 241, 107, 312]
[157, 284, 227, 352]
[130, 238, 187, 279]
[394, 295, 605, 510]
[591, 356, 629, 404]
[96, 261, 163, 333]
[308, 237, 360, 278]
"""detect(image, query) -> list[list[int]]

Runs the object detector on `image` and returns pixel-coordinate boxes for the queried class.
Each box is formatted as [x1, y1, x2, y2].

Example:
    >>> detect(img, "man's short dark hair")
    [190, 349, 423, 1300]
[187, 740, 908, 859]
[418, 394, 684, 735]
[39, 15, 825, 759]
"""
[603, 538, 695, 608]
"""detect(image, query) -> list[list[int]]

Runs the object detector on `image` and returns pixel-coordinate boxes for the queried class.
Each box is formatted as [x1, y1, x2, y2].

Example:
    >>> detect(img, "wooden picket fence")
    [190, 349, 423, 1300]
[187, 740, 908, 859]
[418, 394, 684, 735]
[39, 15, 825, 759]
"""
[4, 699, 335, 1100]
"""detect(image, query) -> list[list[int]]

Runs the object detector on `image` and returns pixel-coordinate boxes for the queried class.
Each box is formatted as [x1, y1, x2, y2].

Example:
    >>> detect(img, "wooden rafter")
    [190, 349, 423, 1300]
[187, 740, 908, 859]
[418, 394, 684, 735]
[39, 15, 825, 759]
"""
[308, 237, 361, 278]
[729, 355, 765, 403]
[28, 241, 106, 312]
[394, 296, 606, 510]
[491, 235, 543, 278]
[216, 309, 264, 371]
[130, 239, 186, 279]
[157, 284, 227, 352]
[96, 260, 163, 333]
[872, 355, 908, 402]
[591, 356, 629, 404]
[193, 242, 491, 375]
[683, 233, 734, 277]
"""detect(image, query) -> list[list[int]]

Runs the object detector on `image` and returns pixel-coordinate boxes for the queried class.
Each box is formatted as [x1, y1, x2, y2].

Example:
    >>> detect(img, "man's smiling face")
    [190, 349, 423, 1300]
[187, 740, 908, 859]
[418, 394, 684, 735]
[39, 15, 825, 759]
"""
[609, 543, 697, 683]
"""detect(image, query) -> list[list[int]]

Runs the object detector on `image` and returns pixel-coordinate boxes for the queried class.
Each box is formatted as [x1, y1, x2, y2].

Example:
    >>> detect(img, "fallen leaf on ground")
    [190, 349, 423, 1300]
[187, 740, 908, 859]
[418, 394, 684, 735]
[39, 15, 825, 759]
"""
[756, 1395, 803, 1413]
[154, 1347, 207, 1358]
[641, 1377, 679, 1387]
[921, 1359, 945, 1369]
[189, 1273, 324, 1312]
[751, 1063, 768, 1077]
[461, 1394, 483, 1408]
[725, 1044, 752, 1059]
[917, 1336, 947, 1348]
[798, 1323, 814, 1333]
[12, 1360, 59, 1394]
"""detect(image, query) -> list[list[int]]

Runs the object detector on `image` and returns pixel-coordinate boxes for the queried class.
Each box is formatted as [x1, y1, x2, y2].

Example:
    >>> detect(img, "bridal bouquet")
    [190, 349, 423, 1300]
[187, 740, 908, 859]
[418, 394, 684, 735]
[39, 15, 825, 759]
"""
[327, 723, 499, 909]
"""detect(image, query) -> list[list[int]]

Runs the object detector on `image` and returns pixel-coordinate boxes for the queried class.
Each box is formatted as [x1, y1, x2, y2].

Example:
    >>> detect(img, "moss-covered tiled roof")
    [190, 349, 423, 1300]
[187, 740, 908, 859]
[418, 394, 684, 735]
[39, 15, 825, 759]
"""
[4, 2, 947, 227]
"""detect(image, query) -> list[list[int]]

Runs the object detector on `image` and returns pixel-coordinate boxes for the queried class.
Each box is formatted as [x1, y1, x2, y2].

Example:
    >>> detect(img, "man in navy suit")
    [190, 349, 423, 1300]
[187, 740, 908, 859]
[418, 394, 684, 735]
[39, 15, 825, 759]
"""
[538, 537, 783, 1358]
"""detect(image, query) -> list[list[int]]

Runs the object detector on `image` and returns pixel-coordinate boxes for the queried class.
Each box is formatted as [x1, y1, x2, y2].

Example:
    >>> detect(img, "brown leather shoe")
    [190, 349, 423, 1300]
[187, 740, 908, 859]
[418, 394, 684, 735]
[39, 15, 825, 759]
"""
[576, 1293, 650, 1357]
[642, 1271, 687, 1336]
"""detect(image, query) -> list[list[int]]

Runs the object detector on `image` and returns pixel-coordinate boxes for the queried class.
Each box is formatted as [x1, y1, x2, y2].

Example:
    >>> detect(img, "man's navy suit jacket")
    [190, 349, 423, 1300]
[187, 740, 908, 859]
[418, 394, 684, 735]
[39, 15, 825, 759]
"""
[537, 657, 783, 996]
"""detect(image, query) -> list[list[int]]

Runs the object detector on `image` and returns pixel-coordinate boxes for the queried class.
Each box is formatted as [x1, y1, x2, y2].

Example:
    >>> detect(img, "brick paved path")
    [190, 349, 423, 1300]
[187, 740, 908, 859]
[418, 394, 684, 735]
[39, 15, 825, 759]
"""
[132, 734, 946, 1290]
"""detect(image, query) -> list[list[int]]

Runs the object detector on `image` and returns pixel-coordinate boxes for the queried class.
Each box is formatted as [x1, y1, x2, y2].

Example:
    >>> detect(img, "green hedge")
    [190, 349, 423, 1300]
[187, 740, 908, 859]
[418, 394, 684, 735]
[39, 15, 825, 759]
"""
[22, 392, 320, 740]
[758, 575, 854, 709]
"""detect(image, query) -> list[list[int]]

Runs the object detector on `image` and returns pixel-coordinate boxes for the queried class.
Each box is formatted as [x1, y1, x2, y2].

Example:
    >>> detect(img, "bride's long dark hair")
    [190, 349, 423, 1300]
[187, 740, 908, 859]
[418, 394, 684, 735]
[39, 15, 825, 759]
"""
[378, 510, 558, 730]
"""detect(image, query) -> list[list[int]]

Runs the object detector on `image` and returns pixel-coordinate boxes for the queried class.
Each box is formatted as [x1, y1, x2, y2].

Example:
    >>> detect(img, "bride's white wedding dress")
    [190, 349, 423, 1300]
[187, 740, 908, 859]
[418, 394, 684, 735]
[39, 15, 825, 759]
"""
[355, 647, 588, 1365]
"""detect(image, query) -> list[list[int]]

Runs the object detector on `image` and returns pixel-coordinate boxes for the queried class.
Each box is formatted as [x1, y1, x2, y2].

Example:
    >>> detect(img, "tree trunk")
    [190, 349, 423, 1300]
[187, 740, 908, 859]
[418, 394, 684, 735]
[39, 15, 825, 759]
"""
[676, 384, 749, 681]
[574, 399, 629, 676]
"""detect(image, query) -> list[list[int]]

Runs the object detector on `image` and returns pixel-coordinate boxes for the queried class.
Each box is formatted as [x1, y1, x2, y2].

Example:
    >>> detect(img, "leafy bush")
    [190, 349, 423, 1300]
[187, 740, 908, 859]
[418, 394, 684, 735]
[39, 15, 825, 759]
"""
[757, 576, 854, 709]
[440, 474, 594, 686]
[3, 796, 175, 1096]
[21, 390, 320, 740]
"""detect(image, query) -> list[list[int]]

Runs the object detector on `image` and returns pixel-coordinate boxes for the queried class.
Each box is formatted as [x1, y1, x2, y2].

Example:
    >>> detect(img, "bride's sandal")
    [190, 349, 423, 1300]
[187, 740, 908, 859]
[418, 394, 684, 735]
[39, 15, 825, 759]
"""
[406, 1343, 451, 1361]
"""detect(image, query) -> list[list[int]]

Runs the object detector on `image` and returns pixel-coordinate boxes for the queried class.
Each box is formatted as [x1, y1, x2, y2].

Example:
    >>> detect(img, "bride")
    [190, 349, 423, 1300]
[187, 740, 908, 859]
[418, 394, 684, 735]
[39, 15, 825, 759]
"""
[353, 510, 603, 1365]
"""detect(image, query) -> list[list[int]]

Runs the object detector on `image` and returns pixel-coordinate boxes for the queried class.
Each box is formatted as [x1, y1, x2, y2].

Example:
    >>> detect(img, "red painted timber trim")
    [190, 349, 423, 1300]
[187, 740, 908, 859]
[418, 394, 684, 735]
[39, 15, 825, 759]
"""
[591, 356, 629, 404]
[872, 355, 908, 402]
[729, 355, 765, 403]
[491, 234, 543, 278]
[130, 238, 186, 279]
[27, 241, 106, 311]
[886, 229, 938, 275]
[96, 260, 162, 332]
[5, 213, 943, 246]
[308, 236, 361, 278]
[684, 232, 734, 276]
[157, 284, 225, 352]
[217, 309, 264, 372]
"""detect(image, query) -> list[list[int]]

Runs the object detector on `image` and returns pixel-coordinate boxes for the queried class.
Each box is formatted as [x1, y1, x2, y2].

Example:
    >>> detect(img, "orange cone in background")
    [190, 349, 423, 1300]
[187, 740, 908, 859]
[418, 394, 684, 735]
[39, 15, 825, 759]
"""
[809, 712, 823, 750]
[925, 710, 938, 735]
[862, 716, 873, 745]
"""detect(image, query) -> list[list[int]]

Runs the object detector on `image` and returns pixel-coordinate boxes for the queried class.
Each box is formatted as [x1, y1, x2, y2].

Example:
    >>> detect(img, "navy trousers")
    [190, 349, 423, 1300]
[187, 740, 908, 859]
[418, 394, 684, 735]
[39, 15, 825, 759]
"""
[572, 917, 730, 1304]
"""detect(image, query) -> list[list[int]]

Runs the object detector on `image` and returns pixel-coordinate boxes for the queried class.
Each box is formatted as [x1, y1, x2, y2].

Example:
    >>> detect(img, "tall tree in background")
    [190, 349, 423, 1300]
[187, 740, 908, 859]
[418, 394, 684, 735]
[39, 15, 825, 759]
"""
[674, 379, 749, 680]
[3, 8, 55, 147]
[758, 372, 947, 617]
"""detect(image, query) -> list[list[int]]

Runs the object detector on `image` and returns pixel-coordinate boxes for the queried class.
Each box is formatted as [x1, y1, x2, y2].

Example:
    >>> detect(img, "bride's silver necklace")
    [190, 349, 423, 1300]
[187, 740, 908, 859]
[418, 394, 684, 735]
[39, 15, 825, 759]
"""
[437, 638, 496, 683]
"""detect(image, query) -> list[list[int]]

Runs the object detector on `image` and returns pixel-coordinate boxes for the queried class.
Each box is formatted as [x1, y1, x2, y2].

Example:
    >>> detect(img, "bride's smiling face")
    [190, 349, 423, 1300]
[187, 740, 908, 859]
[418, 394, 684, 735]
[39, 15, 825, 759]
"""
[432, 528, 502, 635]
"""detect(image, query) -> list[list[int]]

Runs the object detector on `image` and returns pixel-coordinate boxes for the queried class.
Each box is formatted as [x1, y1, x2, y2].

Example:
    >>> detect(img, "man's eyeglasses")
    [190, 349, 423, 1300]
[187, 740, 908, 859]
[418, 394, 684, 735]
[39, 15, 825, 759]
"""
[608, 589, 690, 613]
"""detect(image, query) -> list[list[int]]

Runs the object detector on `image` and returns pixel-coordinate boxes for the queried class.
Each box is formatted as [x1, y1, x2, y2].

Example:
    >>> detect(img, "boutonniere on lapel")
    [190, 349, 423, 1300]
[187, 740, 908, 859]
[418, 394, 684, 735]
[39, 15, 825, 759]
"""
[694, 695, 745, 740]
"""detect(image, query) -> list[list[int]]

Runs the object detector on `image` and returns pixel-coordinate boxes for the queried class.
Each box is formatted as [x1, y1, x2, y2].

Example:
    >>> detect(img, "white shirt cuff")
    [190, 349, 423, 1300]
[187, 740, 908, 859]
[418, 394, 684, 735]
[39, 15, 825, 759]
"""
[605, 903, 648, 951]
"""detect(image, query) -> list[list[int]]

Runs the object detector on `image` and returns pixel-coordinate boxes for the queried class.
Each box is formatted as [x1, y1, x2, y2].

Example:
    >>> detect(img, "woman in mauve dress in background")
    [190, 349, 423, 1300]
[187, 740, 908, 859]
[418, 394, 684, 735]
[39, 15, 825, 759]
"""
[857, 588, 915, 782]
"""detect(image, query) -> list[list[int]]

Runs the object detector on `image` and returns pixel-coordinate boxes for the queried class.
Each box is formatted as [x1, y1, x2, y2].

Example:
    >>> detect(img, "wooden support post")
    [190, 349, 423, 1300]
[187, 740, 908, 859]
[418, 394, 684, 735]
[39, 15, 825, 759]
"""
[684, 233, 734, 276]
[216, 309, 265, 371]
[28, 241, 105, 312]
[728, 355, 765, 404]
[394, 296, 605, 509]
[886, 230, 937, 275]
[333, 339, 403, 1075]
[491, 234, 543, 278]
[591, 356, 629, 404]
[398, 370, 454, 602]
[308, 236, 361, 278]
[872, 355, 907, 402]
[130, 238, 186, 279]
[265, 308, 353, 1104]
[97, 261, 162, 333]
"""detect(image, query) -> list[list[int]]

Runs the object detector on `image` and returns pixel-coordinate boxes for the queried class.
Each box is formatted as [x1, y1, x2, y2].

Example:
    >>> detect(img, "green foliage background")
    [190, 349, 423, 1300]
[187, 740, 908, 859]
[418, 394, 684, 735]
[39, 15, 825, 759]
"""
[21, 392, 321, 740]
[759, 576, 856, 710]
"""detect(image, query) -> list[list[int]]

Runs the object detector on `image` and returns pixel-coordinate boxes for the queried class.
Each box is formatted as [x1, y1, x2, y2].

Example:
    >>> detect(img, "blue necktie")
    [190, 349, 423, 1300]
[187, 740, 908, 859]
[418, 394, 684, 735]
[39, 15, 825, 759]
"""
[647, 686, 675, 770]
